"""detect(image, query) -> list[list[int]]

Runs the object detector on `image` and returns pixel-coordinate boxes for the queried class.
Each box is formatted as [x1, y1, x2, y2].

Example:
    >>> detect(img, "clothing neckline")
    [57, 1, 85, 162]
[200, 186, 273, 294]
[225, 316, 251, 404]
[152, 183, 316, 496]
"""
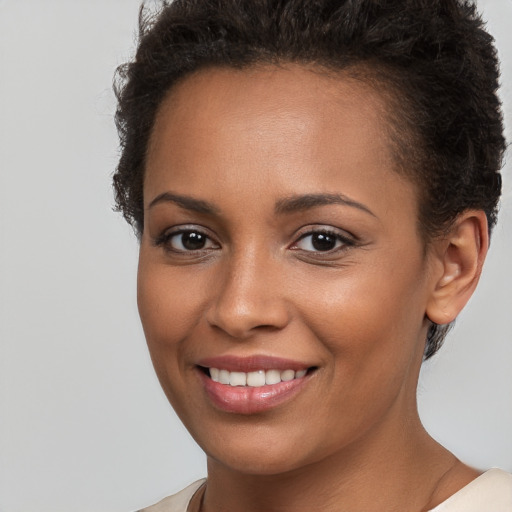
[427, 468, 511, 511]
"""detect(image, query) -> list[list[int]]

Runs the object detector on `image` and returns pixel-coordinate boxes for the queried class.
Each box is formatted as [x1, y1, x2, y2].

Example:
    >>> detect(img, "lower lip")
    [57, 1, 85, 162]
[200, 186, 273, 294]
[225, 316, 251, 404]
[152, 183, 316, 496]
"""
[198, 370, 310, 414]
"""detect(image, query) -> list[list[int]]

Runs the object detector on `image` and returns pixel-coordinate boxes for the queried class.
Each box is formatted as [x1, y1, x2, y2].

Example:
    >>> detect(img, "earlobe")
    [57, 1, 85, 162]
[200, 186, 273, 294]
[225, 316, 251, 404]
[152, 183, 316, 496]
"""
[426, 211, 489, 325]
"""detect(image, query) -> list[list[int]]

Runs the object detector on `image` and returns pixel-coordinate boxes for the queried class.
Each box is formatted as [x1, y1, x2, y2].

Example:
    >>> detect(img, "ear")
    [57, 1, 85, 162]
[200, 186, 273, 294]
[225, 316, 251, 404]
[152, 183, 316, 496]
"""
[426, 210, 489, 325]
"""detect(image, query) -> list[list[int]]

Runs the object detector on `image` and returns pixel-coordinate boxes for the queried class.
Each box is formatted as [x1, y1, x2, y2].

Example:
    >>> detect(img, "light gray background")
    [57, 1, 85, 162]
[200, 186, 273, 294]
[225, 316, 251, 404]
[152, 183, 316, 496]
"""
[0, 1, 510, 511]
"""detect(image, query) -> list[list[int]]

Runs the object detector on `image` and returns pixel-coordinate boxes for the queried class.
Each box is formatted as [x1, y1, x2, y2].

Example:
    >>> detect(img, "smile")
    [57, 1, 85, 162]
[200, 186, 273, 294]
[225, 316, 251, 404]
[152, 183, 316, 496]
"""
[196, 357, 316, 414]
[208, 368, 308, 387]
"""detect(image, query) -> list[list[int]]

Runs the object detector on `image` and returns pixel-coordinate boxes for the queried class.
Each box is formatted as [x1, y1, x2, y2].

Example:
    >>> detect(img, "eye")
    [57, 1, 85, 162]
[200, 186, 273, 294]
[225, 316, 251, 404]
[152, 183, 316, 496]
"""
[155, 229, 219, 252]
[292, 229, 352, 253]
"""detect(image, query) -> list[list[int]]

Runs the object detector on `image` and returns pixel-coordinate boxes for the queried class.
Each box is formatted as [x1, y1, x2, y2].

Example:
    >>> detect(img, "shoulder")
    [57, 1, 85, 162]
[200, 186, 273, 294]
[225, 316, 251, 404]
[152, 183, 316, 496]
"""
[430, 469, 512, 511]
[138, 479, 206, 512]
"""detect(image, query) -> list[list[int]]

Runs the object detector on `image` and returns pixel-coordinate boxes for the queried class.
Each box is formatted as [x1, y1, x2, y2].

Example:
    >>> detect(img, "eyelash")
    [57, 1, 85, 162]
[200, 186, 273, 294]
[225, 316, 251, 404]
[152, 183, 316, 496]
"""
[153, 226, 355, 255]
[291, 228, 355, 254]
[153, 227, 218, 253]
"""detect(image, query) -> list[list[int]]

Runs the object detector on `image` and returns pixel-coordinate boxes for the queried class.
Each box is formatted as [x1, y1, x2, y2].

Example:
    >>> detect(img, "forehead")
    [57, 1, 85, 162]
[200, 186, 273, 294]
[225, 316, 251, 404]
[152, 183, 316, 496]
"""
[145, 64, 417, 222]
[149, 64, 392, 167]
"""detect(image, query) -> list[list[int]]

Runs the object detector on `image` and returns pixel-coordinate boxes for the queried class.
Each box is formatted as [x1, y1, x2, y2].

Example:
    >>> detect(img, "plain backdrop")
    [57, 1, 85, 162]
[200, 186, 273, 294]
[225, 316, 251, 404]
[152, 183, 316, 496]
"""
[0, 1, 511, 511]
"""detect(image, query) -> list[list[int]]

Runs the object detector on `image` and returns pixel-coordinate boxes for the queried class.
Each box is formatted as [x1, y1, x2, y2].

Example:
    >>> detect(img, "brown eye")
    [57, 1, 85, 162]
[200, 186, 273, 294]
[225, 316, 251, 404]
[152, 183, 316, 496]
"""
[160, 229, 218, 252]
[180, 231, 207, 250]
[311, 233, 337, 251]
[294, 231, 345, 252]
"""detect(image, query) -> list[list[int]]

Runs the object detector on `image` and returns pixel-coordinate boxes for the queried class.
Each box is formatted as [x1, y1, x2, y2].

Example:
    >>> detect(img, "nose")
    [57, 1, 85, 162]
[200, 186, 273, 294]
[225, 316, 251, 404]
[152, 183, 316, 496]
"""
[205, 249, 290, 339]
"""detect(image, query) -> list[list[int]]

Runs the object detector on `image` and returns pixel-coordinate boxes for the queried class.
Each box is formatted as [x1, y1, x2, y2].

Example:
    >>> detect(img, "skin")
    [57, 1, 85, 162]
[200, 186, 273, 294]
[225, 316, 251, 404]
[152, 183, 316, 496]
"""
[138, 65, 487, 511]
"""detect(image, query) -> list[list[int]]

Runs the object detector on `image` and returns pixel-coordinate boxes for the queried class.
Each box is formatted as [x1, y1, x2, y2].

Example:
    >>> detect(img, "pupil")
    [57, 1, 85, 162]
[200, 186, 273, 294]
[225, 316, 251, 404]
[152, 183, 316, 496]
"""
[182, 232, 206, 250]
[312, 233, 336, 251]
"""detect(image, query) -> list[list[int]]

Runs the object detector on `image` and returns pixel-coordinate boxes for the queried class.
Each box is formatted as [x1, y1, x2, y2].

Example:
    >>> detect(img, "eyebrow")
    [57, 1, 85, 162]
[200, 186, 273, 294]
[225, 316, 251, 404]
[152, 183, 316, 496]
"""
[148, 191, 375, 218]
[148, 192, 220, 214]
[275, 193, 376, 217]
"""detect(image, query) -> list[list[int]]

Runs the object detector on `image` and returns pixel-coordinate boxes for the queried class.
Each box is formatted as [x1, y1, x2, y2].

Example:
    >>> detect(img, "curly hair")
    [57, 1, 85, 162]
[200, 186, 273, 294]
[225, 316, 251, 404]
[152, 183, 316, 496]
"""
[113, 0, 505, 358]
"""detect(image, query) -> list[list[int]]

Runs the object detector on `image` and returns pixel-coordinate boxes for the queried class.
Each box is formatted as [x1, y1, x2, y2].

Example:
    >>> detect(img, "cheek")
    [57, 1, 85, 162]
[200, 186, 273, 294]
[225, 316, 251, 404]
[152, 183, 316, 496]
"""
[296, 259, 428, 376]
[138, 257, 200, 339]
[136, 259, 205, 411]
[136, 260, 203, 383]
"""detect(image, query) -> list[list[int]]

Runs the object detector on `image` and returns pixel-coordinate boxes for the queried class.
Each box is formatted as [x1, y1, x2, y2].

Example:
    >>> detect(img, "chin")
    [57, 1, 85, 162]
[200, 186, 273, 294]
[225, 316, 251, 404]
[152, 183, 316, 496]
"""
[198, 421, 345, 478]
[207, 447, 308, 476]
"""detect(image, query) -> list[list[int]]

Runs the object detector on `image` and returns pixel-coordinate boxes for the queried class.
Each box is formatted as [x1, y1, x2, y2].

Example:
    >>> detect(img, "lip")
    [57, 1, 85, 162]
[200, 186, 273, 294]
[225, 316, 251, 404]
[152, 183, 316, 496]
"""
[196, 355, 316, 414]
[197, 354, 310, 373]
[198, 369, 311, 414]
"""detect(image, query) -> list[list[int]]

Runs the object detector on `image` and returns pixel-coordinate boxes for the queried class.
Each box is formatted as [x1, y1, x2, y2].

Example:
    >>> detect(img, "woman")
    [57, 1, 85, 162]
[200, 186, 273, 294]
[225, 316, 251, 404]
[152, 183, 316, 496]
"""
[113, 0, 511, 510]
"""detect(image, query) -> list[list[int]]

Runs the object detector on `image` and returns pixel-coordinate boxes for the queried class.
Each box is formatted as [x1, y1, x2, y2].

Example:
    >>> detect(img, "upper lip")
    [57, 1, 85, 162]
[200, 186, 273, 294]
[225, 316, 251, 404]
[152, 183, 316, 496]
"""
[197, 355, 313, 373]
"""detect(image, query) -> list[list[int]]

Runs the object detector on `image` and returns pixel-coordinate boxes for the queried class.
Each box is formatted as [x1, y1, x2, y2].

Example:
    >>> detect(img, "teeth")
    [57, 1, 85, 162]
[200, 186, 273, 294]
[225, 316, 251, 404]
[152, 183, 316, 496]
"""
[210, 368, 220, 381]
[281, 369, 295, 382]
[229, 371, 247, 386]
[265, 369, 281, 385]
[219, 369, 230, 385]
[209, 368, 308, 387]
[247, 370, 266, 387]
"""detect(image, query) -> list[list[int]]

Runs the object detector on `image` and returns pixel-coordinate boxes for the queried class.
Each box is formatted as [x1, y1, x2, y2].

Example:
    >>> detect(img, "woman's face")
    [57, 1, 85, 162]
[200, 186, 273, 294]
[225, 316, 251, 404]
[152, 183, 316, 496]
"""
[138, 65, 437, 475]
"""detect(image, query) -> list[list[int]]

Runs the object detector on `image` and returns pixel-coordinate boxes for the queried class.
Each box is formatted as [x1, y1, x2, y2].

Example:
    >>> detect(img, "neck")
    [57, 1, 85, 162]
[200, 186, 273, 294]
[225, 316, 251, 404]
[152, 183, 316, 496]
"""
[201, 411, 467, 512]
